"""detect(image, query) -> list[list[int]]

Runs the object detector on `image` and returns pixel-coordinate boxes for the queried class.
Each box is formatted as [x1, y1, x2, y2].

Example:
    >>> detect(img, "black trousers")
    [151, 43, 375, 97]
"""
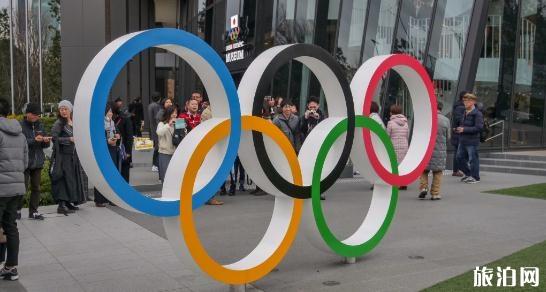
[23, 168, 42, 215]
[94, 188, 109, 204]
[0, 196, 20, 266]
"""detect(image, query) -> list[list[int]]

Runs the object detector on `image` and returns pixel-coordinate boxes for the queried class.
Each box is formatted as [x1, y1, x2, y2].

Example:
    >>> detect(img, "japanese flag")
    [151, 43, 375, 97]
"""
[230, 15, 238, 29]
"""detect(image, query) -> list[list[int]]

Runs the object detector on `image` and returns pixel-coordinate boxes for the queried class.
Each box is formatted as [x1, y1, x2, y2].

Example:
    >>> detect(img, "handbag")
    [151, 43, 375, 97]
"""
[49, 141, 64, 182]
[119, 143, 128, 161]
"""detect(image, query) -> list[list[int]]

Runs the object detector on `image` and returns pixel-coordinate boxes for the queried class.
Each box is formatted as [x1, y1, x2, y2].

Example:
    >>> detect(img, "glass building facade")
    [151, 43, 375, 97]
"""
[58, 0, 546, 150]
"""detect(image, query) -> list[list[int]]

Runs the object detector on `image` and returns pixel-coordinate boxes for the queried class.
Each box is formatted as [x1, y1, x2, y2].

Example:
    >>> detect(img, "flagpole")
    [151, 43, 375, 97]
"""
[38, 0, 43, 112]
[25, 0, 30, 104]
[8, 0, 15, 114]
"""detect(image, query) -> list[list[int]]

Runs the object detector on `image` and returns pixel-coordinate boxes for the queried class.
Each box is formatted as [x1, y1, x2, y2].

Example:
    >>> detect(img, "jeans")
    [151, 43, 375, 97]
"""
[0, 196, 20, 266]
[452, 143, 460, 172]
[158, 153, 173, 182]
[456, 144, 480, 180]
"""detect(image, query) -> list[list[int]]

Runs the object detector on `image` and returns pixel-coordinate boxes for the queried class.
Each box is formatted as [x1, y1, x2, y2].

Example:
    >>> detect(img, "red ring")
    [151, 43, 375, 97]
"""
[362, 54, 437, 186]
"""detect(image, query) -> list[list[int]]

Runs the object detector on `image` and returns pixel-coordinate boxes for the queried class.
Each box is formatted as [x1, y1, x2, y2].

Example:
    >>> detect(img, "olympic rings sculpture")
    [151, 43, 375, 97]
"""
[74, 28, 437, 285]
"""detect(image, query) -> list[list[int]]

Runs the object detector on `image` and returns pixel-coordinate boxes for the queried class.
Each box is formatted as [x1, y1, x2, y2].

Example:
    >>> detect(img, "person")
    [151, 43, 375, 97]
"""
[450, 91, 467, 177]
[274, 96, 284, 115]
[199, 106, 224, 205]
[179, 99, 201, 131]
[113, 98, 134, 183]
[261, 96, 277, 120]
[51, 100, 87, 215]
[147, 92, 161, 172]
[0, 97, 28, 281]
[129, 97, 144, 137]
[201, 102, 212, 121]
[419, 102, 450, 200]
[191, 91, 204, 113]
[156, 97, 174, 124]
[19, 103, 50, 220]
[156, 107, 178, 182]
[94, 104, 121, 207]
[387, 104, 409, 190]
[456, 93, 483, 184]
[273, 100, 302, 153]
[369, 101, 385, 128]
[300, 97, 325, 140]
[367, 101, 385, 189]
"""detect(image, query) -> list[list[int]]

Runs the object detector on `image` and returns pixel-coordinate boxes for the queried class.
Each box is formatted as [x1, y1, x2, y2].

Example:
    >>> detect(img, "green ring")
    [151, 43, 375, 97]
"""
[311, 115, 399, 257]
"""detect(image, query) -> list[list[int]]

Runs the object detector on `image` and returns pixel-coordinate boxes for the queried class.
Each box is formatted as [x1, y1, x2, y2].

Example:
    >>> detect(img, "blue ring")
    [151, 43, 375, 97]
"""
[90, 28, 241, 216]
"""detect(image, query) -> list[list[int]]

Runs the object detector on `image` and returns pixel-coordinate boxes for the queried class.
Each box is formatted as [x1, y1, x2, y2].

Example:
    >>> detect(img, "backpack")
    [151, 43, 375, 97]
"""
[480, 118, 490, 143]
[477, 104, 490, 143]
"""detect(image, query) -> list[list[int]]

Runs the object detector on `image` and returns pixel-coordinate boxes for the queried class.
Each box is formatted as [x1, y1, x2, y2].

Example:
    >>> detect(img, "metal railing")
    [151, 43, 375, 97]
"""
[485, 120, 505, 153]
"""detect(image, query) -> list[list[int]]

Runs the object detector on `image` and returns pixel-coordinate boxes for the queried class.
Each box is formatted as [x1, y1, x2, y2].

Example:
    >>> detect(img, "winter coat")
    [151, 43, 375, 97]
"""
[427, 112, 450, 171]
[300, 109, 325, 139]
[114, 112, 134, 163]
[458, 107, 484, 146]
[21, 118, 50, 170]
[450, 99, 465, 146]
[147, 102, 161, 143]
[0, 117, 29, 197]
[156, 122, 177, 155]
[387, 114, 409, 163]
[50, 119, 86, 203]
[273, 114, 302, 152]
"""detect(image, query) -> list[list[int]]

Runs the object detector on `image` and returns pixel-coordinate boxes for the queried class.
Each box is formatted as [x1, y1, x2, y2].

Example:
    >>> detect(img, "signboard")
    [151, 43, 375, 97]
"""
[224, 15, 247, 63]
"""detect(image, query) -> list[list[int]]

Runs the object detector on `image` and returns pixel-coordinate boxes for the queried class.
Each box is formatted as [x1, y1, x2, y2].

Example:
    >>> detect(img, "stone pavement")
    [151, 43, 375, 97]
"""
[1, 168, 545, 292]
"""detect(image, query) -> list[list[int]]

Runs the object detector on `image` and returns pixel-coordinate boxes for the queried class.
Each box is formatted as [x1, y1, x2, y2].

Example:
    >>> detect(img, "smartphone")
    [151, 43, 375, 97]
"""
[175, 118, 187, 130]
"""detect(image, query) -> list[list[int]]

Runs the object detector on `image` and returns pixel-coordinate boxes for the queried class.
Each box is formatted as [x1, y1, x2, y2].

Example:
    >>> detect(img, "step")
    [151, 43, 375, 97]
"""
[482, 152, 546, 162]
[480, 165, 546, 176]
[480, 158, 546, 169]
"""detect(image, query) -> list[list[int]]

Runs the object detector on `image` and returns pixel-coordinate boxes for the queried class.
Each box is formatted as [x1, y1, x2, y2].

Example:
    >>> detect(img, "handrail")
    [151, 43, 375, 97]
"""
[484, 119, 505, 153]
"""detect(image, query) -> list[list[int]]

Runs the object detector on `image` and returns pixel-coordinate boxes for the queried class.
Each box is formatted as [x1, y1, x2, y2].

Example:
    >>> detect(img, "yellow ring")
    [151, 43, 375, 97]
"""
[179, 116, 303, 284]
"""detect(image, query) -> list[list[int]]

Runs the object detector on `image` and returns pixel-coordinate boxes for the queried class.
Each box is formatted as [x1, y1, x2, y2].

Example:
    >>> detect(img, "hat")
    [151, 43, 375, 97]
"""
[58, 100, 73, 112]
[25, 103, 41, 115]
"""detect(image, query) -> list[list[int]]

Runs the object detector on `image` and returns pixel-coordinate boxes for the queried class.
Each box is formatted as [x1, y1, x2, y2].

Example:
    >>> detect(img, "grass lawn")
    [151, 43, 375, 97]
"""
[483, 183, 546, 200]
[423, 240, 546, 291]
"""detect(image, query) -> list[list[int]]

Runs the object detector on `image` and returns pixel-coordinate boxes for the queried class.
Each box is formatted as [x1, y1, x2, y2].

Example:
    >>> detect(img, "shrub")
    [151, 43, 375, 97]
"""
[7, 114, 57, 133]
[22, 160, 56, 208]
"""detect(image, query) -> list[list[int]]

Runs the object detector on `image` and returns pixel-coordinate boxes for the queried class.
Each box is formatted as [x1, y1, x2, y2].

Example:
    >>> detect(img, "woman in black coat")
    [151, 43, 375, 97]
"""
[94, 104, 121, 207]
[50, 100, 87, 215]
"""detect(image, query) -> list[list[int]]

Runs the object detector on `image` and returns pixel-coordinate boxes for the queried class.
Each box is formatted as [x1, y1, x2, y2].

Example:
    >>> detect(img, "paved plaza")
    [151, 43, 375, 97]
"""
[1, 151, 545, 292]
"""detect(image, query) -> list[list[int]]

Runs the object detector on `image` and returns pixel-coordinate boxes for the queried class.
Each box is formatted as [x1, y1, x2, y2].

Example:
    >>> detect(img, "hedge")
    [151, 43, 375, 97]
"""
[8, 114, 57, 134]
[22, 160, 56, 208]
[5, 115, 57, 207]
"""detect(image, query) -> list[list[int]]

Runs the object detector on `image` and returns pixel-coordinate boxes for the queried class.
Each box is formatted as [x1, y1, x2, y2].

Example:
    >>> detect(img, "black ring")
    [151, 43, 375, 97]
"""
[252, 44, 355, 199]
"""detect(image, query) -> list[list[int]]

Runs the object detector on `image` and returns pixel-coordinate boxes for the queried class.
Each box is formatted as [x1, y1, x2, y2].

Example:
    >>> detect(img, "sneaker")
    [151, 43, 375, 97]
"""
[418, 189, 428, 200]
[0, 266, 19, 281]
[464, 177, 480, 184]
[320, 195, 326, 200]
[451, 171, 464, 177]
[431, 195, 442, 200]
[29, 213, 45, 220]
[206, 198, 224, 206]
[239, 184, 246, 192]
[460, 176, 470, 182]
[151, 165, 159, 172]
